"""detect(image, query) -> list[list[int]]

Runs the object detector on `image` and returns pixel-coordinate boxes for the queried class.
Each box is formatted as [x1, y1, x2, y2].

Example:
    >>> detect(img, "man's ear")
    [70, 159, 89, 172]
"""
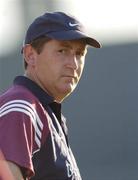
[23, 45, 37, 67]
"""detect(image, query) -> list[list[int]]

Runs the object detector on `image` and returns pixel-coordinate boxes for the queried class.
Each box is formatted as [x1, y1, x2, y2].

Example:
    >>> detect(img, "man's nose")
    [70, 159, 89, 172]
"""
[67, 55, 78, 70]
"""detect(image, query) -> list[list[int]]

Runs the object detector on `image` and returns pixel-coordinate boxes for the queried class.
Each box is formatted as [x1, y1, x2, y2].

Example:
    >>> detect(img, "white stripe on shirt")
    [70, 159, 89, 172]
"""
[0, 100, 43, 148]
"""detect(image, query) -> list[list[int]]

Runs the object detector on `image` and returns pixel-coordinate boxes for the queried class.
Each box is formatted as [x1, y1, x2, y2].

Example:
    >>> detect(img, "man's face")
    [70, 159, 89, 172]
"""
[28, 39, 87, 102]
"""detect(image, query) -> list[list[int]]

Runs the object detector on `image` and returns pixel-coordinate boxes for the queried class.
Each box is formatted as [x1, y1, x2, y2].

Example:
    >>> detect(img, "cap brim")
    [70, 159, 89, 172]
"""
[46, 30, 101, 48]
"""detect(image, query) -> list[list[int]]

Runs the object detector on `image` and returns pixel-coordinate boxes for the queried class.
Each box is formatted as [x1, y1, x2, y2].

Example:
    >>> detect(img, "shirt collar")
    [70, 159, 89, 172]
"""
[14, 76, 54, 107]
[14, 76, 67, 137]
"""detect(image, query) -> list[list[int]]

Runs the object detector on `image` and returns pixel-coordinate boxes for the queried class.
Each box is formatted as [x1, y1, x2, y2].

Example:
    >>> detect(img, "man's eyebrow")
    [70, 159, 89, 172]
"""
[59, 41, 87, 51]
[59, 42, 72, 48]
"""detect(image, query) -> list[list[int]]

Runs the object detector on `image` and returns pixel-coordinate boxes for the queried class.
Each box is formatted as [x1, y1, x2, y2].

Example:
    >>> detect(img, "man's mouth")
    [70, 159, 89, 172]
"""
[62, 75, 78, 82]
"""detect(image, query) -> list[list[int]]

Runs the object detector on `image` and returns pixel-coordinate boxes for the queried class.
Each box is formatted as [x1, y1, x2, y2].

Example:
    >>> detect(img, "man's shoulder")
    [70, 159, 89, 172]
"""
[0, 84, 38, 105]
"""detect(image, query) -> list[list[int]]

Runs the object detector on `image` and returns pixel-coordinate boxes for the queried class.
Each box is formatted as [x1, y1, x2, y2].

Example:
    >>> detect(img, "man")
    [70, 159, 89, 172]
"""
[0, 12, 101, 179]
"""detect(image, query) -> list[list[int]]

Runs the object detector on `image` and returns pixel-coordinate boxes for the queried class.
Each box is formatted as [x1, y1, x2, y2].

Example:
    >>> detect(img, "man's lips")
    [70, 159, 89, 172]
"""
[62, 75, 78, 82]
[62, 75, 77, 78]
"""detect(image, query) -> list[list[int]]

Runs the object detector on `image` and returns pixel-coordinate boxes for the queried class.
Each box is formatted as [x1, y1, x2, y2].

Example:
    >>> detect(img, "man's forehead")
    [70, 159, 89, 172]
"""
[57, 39, 87, 49]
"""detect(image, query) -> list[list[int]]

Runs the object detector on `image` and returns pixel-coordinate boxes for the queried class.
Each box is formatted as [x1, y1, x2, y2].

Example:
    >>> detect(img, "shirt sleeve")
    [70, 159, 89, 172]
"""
[0, 107, 35, 178]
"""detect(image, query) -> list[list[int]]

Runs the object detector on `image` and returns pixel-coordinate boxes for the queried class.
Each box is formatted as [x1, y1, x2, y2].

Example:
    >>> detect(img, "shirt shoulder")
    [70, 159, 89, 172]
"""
[0, 84, 50, 178]
[0, 84, 50, 147]
[0, 84, 37, 104]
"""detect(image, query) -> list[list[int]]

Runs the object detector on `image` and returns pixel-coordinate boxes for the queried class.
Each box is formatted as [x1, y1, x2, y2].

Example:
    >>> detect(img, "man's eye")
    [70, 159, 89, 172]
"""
[58, 49, 67, 53]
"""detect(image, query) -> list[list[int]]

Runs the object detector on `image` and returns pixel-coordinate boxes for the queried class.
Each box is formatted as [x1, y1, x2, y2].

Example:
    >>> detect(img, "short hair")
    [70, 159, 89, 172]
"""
[24, 36, 52, 69]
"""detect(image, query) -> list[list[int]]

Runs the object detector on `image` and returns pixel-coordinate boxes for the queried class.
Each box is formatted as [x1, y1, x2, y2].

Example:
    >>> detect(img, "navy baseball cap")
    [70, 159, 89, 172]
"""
[24, 12, 101, 48]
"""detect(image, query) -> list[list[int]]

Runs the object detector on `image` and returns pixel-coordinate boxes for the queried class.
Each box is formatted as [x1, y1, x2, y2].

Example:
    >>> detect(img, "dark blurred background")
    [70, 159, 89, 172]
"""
[0, 1, 138, 180]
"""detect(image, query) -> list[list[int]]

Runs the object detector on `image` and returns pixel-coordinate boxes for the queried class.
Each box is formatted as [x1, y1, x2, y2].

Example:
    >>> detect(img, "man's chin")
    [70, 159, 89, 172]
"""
[63, 84, 76, 94]
[56, 85, 76, 101]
